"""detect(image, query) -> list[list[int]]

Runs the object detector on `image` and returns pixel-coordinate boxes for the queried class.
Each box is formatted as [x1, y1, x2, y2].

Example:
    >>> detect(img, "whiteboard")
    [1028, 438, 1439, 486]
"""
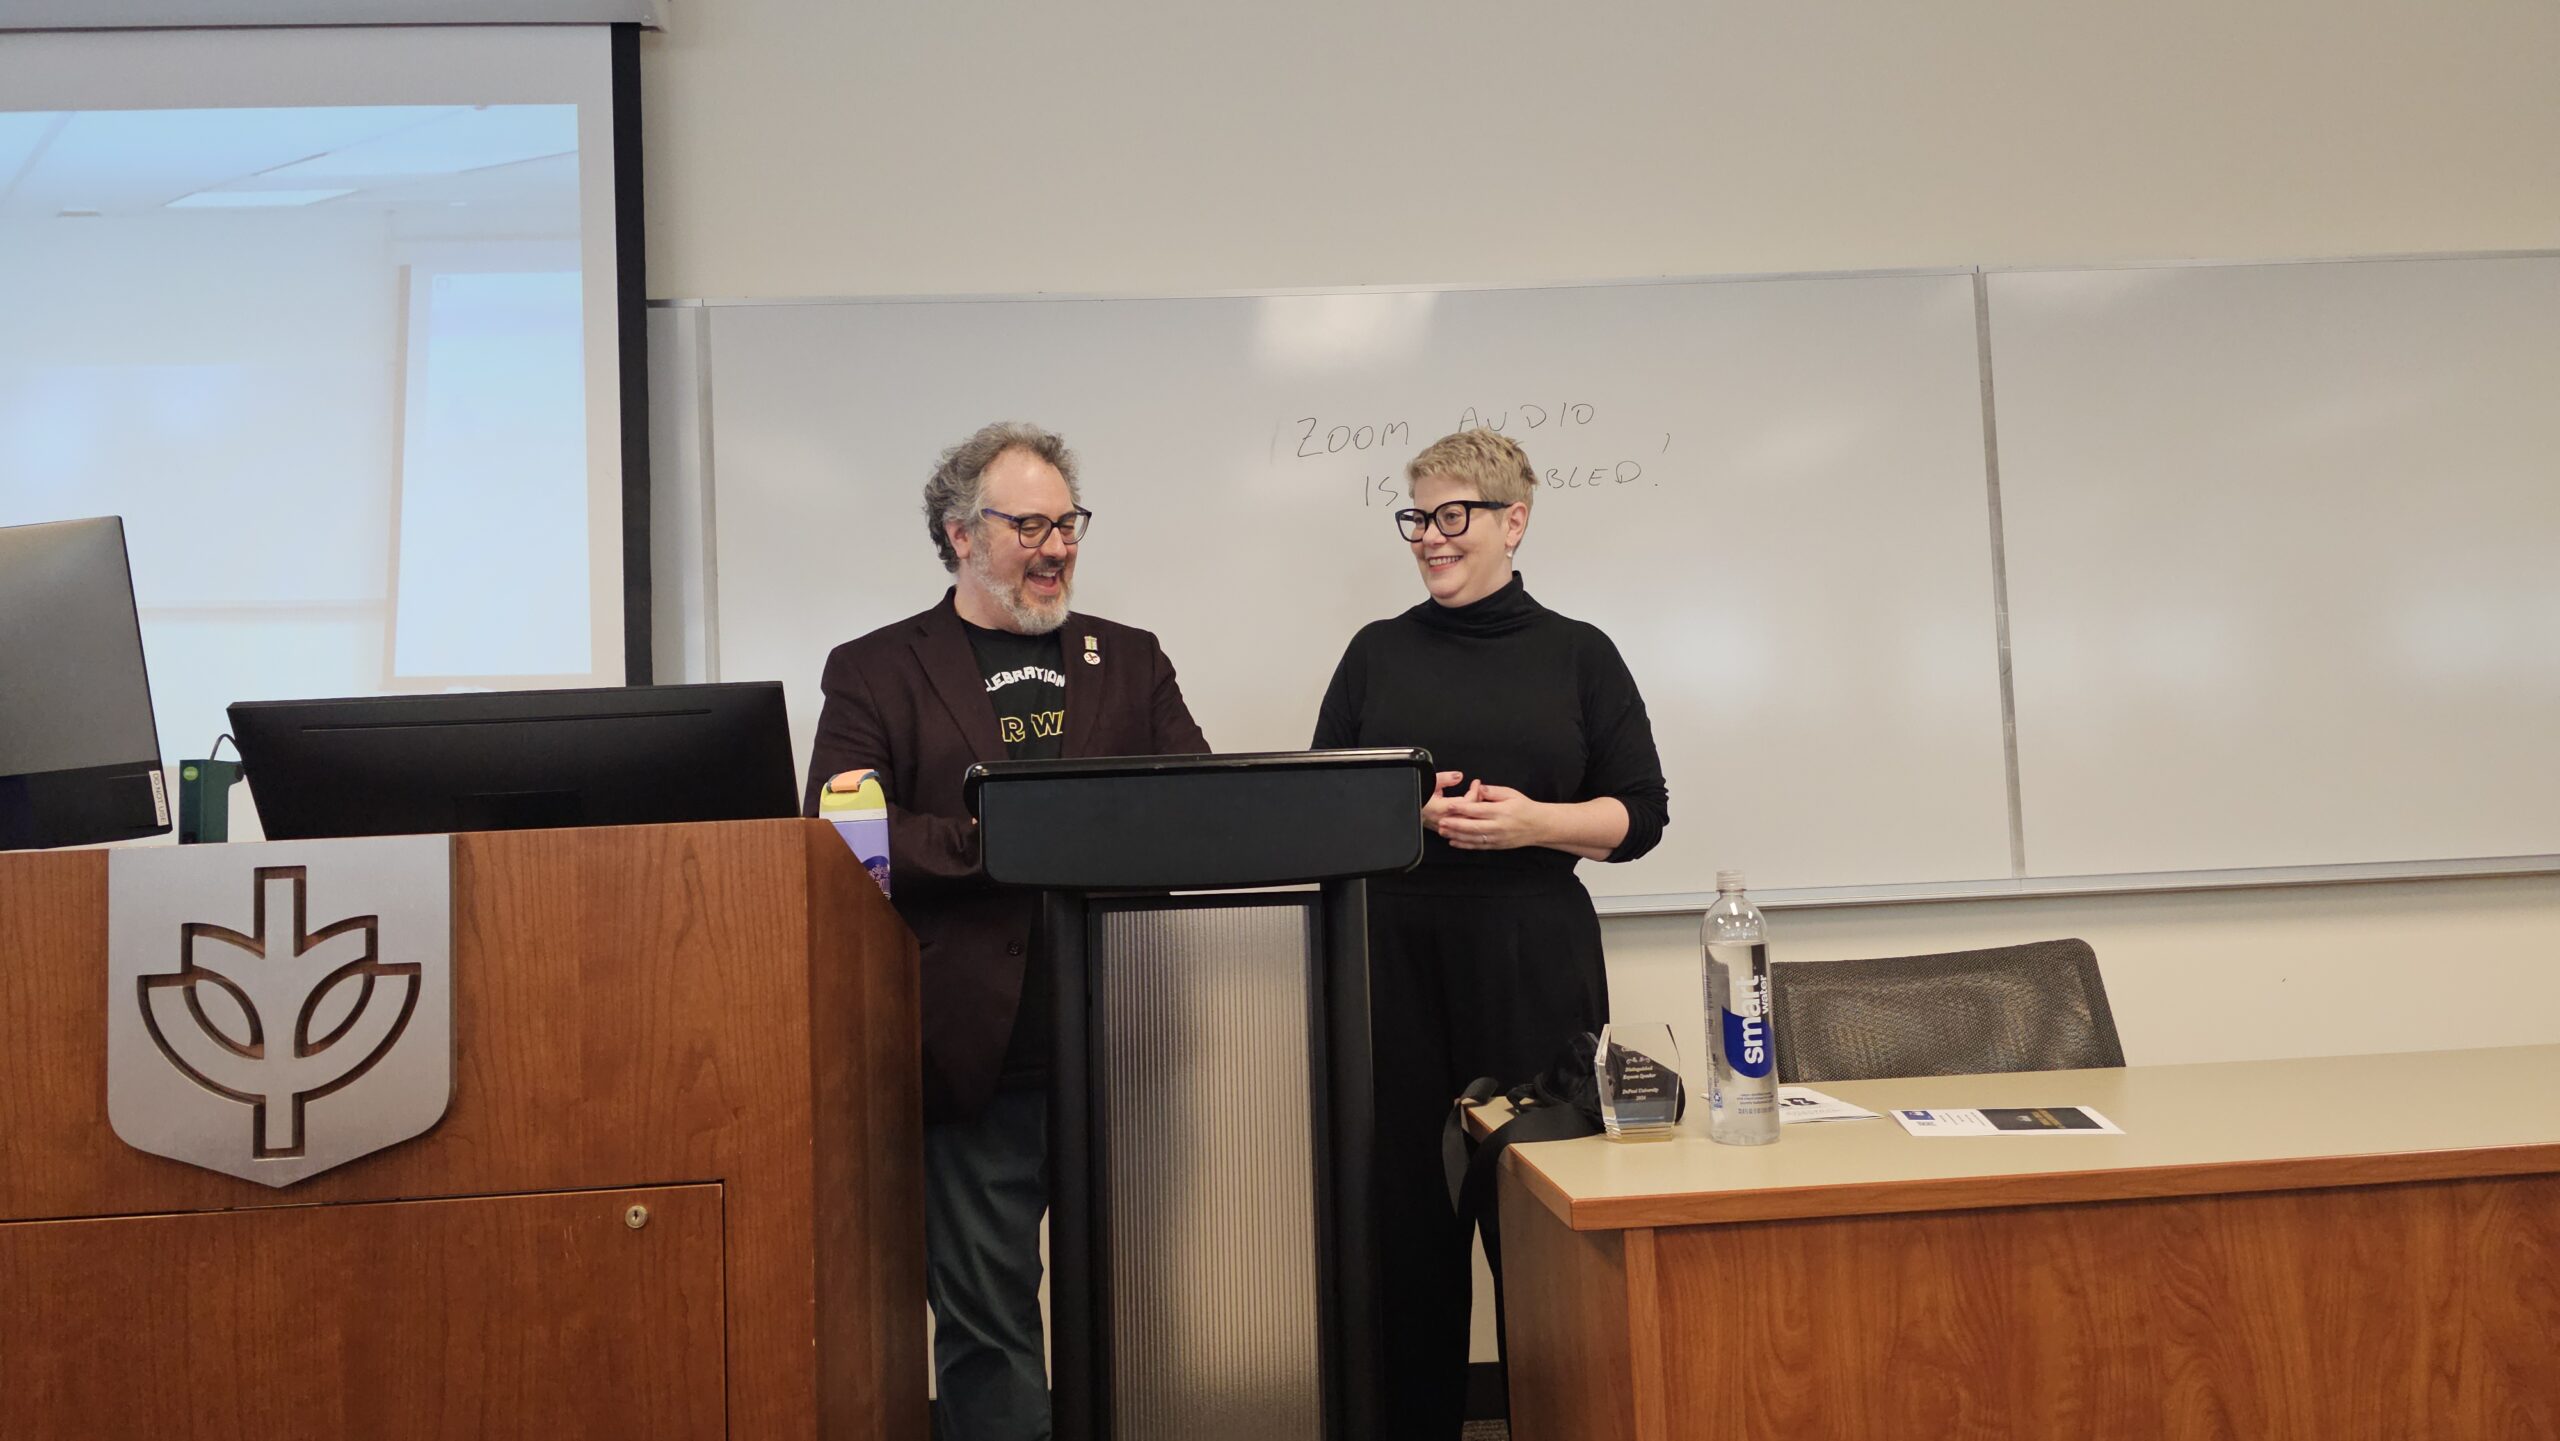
[1988, 256, 2560, 875]
[700, 274, 2016, 900]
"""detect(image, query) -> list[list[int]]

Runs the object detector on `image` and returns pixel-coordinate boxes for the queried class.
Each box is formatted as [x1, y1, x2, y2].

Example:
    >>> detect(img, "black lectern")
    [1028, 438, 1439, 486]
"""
[966, 749, 1433, 1441]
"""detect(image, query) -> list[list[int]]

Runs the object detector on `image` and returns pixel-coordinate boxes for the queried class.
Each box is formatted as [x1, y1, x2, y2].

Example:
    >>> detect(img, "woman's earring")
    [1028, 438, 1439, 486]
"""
[1505, 547, 1516, 559]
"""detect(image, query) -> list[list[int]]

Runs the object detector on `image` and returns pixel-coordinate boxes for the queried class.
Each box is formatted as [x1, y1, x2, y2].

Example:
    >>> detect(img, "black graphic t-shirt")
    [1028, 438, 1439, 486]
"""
[964, 620, 1066, 1090]
[964, 621, 1067, 762]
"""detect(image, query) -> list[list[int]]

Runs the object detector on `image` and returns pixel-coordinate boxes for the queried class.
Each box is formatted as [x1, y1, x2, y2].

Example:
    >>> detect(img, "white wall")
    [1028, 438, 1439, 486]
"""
[635, 0, 2560, 1372]
[1615, 875, 2560, 1082]
[640, 1, 2560, 300]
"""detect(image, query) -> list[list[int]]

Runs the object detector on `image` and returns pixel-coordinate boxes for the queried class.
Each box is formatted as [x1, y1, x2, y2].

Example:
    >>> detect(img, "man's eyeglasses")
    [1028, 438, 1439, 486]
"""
[981, 507, 1095, 547]
[1393, 500, 1511, 542]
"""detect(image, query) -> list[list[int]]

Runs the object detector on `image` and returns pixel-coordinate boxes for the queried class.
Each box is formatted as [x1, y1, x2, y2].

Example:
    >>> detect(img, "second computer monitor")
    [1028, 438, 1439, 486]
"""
[0, 516, 170, 850]
[229, 682, 800, 841]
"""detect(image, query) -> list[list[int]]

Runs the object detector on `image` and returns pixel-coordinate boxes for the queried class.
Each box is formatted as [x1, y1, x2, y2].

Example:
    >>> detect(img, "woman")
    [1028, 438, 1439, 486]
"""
[1312, 428, 1669, 1438]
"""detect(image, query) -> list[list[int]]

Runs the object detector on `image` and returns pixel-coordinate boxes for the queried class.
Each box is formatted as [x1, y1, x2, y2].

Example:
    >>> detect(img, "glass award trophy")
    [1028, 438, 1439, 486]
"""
[1596, 1022, 1684, 1140]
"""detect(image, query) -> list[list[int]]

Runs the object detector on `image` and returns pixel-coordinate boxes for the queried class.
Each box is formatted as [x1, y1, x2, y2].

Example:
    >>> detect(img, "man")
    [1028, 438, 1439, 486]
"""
[803, 421, 1208, 1441]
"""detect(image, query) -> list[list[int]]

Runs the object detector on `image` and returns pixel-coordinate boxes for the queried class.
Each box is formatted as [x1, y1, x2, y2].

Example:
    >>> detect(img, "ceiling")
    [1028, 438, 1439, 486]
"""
[0, 103, 579, 221]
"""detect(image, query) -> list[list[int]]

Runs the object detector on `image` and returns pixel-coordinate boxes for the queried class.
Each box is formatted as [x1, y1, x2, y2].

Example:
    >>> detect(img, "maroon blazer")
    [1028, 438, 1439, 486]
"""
[802, 589, 1210, 1121]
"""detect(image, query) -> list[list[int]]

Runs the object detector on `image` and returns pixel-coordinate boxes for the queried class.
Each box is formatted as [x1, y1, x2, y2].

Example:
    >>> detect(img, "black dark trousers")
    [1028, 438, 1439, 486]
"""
[1366, 877, 1610, 1441]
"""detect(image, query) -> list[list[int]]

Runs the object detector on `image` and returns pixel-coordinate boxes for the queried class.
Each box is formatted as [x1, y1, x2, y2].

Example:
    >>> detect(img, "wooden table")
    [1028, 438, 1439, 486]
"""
[1497, 1044, 2560, 1440]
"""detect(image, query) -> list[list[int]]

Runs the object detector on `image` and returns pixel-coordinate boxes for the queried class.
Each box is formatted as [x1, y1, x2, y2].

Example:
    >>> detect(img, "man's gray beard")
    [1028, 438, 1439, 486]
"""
[966, 543, 1071, 635]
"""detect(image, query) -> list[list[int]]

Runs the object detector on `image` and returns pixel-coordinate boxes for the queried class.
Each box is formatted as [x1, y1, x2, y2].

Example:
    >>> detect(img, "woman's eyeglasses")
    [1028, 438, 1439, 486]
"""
[981, 507, 1095, 547]
[1393, 500, 1510, 542]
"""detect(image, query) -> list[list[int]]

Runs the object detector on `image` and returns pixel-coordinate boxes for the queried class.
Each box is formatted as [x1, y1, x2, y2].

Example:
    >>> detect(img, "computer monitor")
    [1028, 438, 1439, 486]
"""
[228, 682, 801, 841]
[0, 516, 171, 849]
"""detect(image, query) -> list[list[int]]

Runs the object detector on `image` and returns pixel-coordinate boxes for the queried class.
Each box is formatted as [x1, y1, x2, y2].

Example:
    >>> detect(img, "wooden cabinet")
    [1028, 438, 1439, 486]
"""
[4, 1185, 726, 1438]
[0, 820, 924, 1441]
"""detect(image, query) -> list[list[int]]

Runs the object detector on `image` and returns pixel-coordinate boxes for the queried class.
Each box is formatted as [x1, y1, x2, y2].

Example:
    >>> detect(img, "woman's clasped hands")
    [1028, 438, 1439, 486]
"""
[1422, 769, 1547, 851]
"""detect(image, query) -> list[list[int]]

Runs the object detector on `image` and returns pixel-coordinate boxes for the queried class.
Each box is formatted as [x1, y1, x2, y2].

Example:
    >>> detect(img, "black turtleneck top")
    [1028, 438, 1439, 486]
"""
[1312, 574, 1669, 887]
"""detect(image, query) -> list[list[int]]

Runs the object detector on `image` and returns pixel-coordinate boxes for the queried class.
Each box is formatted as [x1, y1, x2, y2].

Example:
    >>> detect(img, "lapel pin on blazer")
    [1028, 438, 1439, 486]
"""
[1083, 634, 1101, 665]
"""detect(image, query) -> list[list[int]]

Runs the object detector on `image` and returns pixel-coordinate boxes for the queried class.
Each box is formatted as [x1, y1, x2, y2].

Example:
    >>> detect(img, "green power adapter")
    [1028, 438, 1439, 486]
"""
[178, 757, 242, 844]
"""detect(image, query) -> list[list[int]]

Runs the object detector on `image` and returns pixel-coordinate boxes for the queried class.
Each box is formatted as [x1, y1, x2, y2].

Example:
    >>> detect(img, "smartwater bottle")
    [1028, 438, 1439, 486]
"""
[1701, 870, 1780, 1145]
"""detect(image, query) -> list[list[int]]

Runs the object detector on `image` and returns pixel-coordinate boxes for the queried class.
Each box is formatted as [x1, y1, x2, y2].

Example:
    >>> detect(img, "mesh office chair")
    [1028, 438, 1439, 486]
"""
[1767, 938, 2126, 1084]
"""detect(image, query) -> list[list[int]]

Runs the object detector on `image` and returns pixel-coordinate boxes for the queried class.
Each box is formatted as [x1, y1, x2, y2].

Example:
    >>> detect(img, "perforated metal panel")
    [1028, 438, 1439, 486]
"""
[1093, 901, 1325, 1441]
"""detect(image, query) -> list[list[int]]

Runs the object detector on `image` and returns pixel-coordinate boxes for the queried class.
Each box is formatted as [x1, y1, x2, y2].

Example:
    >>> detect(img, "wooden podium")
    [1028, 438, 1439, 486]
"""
[0, 819, 925, 1441]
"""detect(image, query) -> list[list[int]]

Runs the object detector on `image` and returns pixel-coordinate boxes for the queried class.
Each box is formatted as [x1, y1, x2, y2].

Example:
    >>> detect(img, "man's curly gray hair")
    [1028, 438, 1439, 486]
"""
[922, 421, 1083, 573]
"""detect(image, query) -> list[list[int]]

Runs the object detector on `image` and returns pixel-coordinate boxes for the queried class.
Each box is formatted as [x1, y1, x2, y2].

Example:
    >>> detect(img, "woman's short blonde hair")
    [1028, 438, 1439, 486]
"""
[1406, 428, 1537, 508]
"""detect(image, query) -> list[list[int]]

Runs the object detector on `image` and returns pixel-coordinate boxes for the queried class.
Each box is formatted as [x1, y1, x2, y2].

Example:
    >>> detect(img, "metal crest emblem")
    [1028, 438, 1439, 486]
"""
[107, 835, 453, 1187]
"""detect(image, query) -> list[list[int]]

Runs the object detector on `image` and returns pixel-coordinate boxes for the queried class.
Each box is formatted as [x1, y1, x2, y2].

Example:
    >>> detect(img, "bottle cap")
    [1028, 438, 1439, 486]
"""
[1715, 869, 1746, 891]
